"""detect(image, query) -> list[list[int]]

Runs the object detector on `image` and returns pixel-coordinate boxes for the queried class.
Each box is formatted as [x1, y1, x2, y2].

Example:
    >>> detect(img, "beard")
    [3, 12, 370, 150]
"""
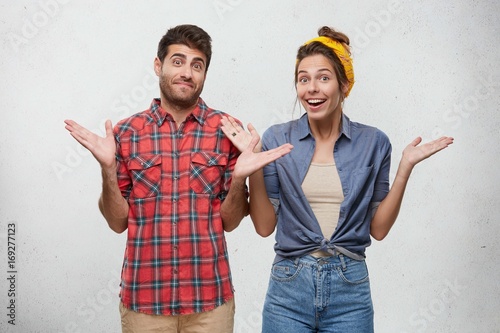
[159, 74, 203, 111]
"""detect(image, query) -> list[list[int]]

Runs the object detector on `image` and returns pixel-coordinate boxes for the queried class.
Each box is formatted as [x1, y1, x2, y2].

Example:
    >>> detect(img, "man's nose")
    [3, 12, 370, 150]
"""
[180, 65, 193, 79]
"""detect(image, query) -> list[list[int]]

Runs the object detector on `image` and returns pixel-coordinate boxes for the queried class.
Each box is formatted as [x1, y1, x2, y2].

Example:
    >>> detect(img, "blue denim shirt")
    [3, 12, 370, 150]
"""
[262, 113, 392, 262]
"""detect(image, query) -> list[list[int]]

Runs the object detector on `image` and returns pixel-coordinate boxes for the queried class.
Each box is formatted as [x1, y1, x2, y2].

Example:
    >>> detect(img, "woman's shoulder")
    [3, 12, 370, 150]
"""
[345, 117, 391, 155]
[261, 119, 301, 147]
[270, 117, 300, 129]
[348, 118, 390, 142]
[264, 118, 299, 135]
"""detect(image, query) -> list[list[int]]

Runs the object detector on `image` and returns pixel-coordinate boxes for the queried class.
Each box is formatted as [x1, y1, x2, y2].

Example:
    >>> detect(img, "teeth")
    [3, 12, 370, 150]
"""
[308, 99, 325, 104]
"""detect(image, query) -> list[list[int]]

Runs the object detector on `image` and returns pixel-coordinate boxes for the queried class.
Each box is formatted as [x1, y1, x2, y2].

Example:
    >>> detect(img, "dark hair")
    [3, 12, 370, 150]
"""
[157, 24, 212, 71]
[295, 26, 351, 92]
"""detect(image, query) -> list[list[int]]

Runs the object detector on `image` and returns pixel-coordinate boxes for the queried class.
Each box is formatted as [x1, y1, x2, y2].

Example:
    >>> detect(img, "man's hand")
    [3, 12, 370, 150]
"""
[64, 119, 116, 169]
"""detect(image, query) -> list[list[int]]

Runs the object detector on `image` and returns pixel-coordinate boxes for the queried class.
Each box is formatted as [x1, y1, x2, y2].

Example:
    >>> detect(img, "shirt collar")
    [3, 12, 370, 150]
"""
[149, 98, 207, 126]
[297, 112, 352, 140]
[298, 113, 311, 140]
[340, 113, 352, 140]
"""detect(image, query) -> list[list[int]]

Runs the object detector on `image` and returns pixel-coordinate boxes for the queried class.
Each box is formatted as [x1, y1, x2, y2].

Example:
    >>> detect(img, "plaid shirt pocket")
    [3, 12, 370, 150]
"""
[190, 151, 228, 195]
[128, 154, 162, 198]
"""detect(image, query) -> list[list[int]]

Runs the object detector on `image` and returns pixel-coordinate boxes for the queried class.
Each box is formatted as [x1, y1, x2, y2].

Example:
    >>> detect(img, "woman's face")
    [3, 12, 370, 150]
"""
[296, 54, 347, 121]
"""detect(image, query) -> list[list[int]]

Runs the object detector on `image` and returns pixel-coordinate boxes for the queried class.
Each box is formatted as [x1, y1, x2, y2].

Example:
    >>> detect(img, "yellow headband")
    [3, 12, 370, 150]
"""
[302, 36, 355, 97]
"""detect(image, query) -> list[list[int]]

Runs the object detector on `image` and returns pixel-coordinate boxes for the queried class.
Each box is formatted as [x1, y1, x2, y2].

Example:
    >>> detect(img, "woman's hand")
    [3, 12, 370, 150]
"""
[399, 136, 454, 176]
[403, 136, 454, 164]
[221, 115, 261, 153]
[220, 116, 293, 178]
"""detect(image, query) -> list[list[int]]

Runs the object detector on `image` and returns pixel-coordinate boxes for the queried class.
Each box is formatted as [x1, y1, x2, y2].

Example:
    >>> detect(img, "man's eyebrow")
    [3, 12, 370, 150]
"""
[170, 53, 187, 60]
[170, 53, 206, 66]
[192, 57, 206, 66]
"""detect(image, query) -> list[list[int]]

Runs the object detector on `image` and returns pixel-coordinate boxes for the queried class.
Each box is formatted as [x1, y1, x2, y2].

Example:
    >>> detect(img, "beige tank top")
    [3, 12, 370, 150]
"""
[301, 162, 344, 239]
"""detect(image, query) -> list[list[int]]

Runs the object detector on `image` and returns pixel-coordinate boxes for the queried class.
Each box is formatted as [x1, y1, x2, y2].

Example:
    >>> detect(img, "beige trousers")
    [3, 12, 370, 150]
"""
[119, 298, 235, 333]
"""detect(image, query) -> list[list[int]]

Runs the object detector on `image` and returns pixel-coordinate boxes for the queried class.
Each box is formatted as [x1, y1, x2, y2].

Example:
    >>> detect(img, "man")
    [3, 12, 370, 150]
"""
[65, 24, 290, 332]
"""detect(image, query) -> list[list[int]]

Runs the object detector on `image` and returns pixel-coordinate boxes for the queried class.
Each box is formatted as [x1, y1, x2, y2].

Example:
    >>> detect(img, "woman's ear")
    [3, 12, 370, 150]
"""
[341, 82, 349, 95]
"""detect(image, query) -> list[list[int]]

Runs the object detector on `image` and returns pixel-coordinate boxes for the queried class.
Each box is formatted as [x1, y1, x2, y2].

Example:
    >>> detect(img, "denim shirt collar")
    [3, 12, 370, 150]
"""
[297, 112, 353, 141]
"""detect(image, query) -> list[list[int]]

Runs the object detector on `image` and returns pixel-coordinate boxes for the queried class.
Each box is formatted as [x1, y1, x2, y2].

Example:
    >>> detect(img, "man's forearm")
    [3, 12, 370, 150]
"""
[248, 170, 276, 237]
[98, 166, 129, 233]
[220, 176, 249, 232]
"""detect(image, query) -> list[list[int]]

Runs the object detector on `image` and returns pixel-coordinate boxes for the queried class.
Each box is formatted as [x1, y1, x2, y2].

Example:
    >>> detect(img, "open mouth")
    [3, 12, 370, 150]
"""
[307, 99, 326, 107]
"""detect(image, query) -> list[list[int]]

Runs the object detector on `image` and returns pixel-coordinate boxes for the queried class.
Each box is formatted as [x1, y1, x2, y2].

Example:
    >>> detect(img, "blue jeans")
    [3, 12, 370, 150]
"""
[262, 254, 374, 333]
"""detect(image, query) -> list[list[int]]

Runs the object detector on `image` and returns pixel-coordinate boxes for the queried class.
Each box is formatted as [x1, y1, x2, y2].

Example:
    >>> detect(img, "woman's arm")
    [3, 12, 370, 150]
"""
[220, 116, 292, 236]
[370, 136, 454, 240]
[248, 169, 277, 237]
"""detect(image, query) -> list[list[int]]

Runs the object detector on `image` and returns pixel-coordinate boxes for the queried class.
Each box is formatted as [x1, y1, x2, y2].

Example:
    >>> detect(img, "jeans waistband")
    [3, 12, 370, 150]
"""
[294, 253, 348, 271]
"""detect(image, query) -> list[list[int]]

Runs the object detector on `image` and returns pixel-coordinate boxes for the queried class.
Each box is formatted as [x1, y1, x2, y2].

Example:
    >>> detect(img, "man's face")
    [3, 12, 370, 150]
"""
[154, 44, 207, 111]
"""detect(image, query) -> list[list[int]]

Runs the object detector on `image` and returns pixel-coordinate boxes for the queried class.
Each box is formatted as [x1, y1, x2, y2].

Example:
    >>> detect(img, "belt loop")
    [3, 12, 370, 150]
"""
[294, 257, 300, 266]
[339, 254, 347, 271]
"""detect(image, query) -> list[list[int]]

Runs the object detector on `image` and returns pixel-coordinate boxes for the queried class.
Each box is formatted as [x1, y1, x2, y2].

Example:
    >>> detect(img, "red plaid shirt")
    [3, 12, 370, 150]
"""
[114, 98, 240, 315]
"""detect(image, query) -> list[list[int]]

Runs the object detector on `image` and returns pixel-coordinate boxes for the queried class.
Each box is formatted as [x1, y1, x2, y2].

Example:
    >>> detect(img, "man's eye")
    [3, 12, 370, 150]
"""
[320, 76, 329, 81]
[299, 77, 308, 83]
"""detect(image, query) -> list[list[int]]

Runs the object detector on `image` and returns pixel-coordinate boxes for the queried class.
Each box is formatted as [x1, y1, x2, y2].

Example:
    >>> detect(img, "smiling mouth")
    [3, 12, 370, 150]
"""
[307, 99, 326, 107]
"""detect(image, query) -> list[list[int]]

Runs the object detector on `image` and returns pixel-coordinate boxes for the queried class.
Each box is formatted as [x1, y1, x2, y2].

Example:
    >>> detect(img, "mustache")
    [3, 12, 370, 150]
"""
[174, 78, 194, 84]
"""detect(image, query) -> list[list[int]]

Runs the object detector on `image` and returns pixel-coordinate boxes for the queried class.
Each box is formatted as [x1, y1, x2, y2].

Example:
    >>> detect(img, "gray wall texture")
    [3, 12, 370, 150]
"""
[1, 0, 499, 332]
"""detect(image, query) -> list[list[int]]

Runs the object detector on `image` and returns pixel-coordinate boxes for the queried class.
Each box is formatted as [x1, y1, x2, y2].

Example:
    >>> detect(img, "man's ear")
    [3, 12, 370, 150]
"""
[154, 57, 162, 76]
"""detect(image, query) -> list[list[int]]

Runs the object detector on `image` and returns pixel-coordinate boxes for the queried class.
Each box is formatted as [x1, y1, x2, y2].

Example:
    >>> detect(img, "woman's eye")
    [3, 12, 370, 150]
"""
[320, 76, 329, 81]
[299, 77, 308, 83]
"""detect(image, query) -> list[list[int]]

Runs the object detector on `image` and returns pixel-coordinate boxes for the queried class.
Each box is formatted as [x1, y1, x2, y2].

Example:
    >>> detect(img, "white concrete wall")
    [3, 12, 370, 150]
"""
[1, 0, 499, 332]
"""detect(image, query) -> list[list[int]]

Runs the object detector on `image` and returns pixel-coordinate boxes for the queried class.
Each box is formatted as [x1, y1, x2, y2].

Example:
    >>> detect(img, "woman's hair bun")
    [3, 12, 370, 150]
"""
[318, 26, 350, 50]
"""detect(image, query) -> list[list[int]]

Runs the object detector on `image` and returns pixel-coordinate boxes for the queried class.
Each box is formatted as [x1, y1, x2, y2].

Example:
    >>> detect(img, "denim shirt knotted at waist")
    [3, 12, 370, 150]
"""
[261, 113, 392, 263]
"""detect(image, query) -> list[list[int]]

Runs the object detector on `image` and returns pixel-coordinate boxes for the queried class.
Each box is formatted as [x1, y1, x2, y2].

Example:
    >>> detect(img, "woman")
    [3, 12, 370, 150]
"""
[222, 26, 453, 332]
